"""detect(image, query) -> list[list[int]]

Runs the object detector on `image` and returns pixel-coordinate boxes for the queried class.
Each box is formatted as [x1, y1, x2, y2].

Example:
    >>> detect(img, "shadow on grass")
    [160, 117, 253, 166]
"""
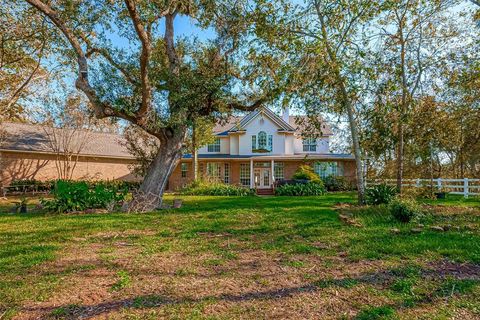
[31, 264, 480, 319]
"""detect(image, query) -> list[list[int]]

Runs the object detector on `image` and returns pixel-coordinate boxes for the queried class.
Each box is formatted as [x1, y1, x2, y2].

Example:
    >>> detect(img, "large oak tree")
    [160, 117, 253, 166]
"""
[24, 0, 283, 211]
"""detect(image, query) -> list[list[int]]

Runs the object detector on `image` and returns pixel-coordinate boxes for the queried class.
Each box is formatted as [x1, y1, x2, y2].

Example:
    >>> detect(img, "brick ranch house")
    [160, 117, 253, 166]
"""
[0, 122, 139, 186]
[0, 107, 356, 191]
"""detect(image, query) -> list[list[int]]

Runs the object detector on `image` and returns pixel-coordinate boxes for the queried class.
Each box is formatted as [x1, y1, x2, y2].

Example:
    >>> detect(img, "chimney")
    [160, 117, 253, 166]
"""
[282, 107, 290, 123]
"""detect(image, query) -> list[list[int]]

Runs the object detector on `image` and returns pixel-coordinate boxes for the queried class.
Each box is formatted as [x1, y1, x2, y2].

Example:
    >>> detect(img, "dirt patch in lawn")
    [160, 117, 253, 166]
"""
[11, 239, 480, 319]
[426, 259, 480, 280]
[13, 240, 395, 319]
[13, 240, 141, 320]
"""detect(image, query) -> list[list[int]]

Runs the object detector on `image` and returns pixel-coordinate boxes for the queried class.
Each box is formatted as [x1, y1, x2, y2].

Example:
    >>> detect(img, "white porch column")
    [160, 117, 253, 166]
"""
[250, 158, 254, 188]
[271, 159, 275, 187]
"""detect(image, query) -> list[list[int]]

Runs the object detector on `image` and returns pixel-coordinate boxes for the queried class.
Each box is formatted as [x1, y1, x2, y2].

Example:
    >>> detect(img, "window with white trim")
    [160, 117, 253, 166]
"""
[313, 162, 338, 179]
[258, 131, 267, 149]
[181, 163, 188, 178]
[240, 163, 250, 186]
[224, 163, 230, 184]
[207, 163, 221, 180]
[274, 162, 284, 180]
[303, 138, 317, 152]
[207, 138, 221, 152]
[252, 132, 273, 152]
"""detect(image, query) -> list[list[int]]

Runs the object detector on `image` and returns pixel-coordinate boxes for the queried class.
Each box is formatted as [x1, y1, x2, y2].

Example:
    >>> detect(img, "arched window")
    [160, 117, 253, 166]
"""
[258, 131, 267, 149]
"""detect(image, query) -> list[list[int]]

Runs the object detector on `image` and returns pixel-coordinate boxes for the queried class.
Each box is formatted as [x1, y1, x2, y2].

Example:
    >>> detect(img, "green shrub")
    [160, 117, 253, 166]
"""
[8, 179, 140, 193]
[275, 181, 326, 196]
[389, 197, 421, 223]
[9, 179, 54, 192]
[180, 180, 255, 196]
[323, 175, 353, 191]
[366, 184, 398, 205]
[41, 180, 128, 213]
[292, 165, 321, 183]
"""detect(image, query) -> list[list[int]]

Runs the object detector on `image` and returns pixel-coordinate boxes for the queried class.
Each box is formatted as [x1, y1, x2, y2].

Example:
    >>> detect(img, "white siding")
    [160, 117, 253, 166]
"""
[198, 137, 229, 154]
[220, 137, 229, 154]
[285, 134, 294, 155]
[229, 135, 239, 155]
[238, 114, 285, 155]
[293, 136, 330, 154]
[197, 111, 331, 156]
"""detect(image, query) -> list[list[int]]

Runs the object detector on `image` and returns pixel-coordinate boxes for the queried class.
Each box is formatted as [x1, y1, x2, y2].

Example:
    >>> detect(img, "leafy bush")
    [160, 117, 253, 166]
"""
[9, 179, 53, 192]
[180, 180, 255, 196]
[9, 179, 140, 193]
[41, 180, 128, 213]
[275, 181, 326, 196]
[292, 165, 321, 183]
[389, 197, 422, 223]
[323, 175, 353, 191]
[365, 184, 398, 205]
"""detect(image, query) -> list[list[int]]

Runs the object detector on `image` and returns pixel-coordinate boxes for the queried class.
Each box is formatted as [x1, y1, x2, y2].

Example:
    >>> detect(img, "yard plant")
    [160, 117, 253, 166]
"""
[41, 180, 128, 213]
[292, 164, 322, 183]
[180, 180, 255, 196]
[275, 181, 326, 196]
[365, 184, 398, 205]
[389, 197, 422, 223]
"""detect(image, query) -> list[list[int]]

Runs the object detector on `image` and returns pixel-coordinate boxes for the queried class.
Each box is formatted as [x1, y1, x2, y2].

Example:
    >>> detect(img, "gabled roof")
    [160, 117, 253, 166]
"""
[288, 116, 333, 136]
[213, 107, 332, 137]
[213, 116, 241, 135]
[0, 122, 134, 159]
[224, 106, 296, 134]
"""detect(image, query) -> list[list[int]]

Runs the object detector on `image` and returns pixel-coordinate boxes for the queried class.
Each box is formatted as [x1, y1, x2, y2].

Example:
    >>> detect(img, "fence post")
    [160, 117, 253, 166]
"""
[437, 178, 442, 191]
[464, 178, 469, 199]
[416, 179, 420, 188]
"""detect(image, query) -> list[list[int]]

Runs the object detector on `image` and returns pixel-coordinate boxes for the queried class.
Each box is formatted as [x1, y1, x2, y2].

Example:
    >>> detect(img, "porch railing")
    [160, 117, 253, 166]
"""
[366, 178, 480, 198]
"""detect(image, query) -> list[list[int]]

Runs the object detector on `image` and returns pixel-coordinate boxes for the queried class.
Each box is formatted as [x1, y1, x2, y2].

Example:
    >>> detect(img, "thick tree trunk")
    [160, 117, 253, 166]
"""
[316, 14, 365, 205]
[127, 129, 185, 212]
[343, 89, 366, 204]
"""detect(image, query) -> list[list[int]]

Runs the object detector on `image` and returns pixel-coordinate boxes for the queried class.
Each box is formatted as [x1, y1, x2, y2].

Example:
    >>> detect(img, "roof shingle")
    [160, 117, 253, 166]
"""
[0, 122, 133, 159]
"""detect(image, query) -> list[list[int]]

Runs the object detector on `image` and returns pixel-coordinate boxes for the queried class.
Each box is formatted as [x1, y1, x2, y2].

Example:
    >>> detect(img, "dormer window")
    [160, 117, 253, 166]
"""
[303, 138, 317, 152]
[252, 131, 272, 153]
[207, 138, 221, 152]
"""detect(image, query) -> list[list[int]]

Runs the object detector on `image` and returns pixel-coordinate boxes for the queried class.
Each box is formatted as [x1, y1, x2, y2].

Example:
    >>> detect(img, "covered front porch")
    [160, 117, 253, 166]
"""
[168, 154, 356, 192]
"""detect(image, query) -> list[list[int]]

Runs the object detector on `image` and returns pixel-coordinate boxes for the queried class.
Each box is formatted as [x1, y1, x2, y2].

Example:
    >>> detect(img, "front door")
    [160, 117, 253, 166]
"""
[254, 168, 271, 189]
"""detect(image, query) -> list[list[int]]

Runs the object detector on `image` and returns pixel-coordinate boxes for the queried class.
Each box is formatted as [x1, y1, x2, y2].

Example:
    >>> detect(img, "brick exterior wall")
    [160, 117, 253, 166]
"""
[0, 150, 357, 191]
[0, 151, 138, 186]
[167, 159, 357, 191]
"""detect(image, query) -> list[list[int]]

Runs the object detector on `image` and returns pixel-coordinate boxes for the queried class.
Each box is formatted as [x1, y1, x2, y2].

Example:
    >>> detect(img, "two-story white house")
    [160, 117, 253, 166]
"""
[168, 106, 356, 192]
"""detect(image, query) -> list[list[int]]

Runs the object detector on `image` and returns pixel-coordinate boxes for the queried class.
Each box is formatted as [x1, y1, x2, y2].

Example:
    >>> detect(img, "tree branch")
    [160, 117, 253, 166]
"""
[227, 98, 266, 112]
[24, 0, 111, 119]
[124, 0, 152, 121]
[165, 13, 180, 75]
[86, 47, 138, 86]
[6, 31, 46, 109]
[24, 0, 164, 139]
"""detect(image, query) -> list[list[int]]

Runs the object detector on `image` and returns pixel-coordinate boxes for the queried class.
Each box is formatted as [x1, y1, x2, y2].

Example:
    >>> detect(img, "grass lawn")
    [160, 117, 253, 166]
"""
[0, 193, 479, 319]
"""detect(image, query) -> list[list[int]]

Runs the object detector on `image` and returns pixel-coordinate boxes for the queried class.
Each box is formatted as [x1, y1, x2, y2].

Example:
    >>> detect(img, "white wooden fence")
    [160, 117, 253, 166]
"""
[366, 178, 480, 198]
